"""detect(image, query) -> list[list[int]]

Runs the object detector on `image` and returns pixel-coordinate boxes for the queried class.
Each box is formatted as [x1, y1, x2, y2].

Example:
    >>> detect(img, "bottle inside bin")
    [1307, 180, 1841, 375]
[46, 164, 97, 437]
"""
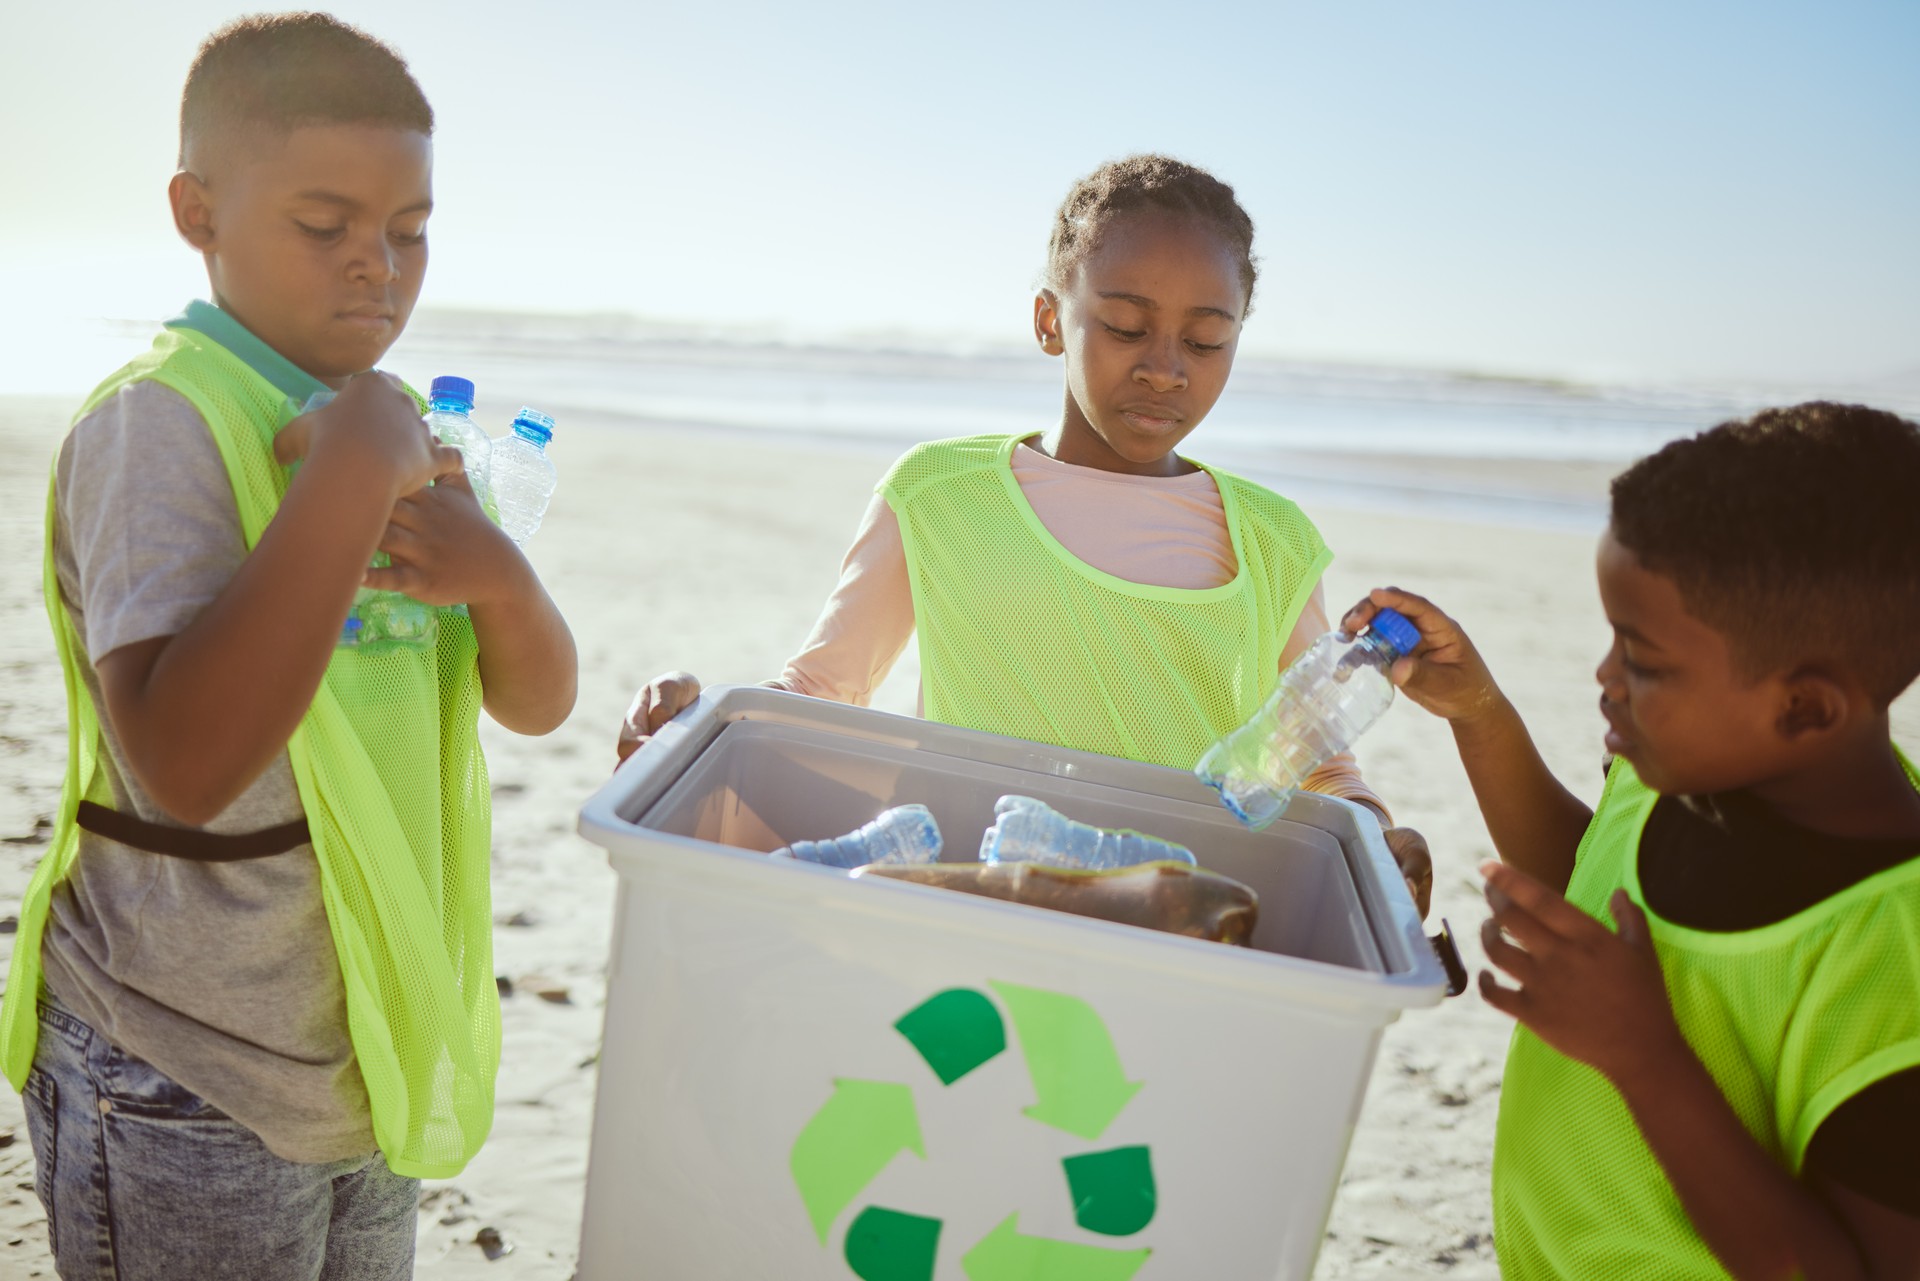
[772, 804, 943, 869]
[978, 795, 1195, 870]
[1196, 606, 1421, 830]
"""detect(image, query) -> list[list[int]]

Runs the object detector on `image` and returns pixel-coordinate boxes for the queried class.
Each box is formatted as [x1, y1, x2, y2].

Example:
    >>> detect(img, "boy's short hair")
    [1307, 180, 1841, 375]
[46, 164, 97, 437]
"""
[179, 12, 433, 170]
[1610, 401, 1920, 706]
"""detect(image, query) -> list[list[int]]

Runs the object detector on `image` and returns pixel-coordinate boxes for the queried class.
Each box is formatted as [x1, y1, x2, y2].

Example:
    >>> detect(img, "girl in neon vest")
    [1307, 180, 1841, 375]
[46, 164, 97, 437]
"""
[622, 155, 1434, 913]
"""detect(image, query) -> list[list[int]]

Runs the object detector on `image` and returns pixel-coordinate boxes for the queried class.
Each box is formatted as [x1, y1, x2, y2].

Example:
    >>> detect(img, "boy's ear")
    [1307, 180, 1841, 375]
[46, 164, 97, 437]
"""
[1774, 668, 1849, 742]
[169, 171, 217, 251]
[1033, 291, 1064, 357]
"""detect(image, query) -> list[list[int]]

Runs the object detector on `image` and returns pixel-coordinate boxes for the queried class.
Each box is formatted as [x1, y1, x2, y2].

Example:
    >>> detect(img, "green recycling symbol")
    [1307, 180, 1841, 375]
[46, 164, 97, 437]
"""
[789, 980, 1155, 1280]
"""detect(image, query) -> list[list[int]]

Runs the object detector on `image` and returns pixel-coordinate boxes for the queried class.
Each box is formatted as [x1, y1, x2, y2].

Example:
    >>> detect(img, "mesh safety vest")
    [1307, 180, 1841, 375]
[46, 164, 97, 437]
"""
[881, 434, 1332, 769]
[1, 327, 500, 1178]
[1492, 756, 1920, 1277]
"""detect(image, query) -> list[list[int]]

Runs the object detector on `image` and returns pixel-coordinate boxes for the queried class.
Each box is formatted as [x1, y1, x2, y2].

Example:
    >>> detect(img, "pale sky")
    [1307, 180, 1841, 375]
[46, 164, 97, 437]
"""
[2, 0, 1915, 392]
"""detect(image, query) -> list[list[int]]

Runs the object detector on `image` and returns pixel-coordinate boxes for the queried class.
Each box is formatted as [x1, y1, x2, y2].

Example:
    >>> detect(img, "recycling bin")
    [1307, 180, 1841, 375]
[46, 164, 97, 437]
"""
[575, 685, 1446, 1280]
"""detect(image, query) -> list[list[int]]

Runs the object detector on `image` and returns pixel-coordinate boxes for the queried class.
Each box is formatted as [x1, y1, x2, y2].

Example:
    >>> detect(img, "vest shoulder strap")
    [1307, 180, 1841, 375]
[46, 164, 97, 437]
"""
[878, 433, 1017, 509]
[1208, 467, 1331, 581]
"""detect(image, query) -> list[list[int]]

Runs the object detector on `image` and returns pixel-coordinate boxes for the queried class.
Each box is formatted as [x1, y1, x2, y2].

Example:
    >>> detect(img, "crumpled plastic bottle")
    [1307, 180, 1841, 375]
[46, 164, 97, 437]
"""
[977, 795, 1195, 870]
[771, 804, 944, 869]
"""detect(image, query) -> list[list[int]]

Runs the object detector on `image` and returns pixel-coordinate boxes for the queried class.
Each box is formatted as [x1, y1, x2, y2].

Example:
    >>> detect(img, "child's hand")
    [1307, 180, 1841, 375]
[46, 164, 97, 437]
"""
[1341, 587, 1502, 726]
[1383, 826, 1433, 919]
[616, 671, 702, 765]
[275, 372, 461, 499]
[362, 468, 521, 606]
[1476, 859, 1687, 1090]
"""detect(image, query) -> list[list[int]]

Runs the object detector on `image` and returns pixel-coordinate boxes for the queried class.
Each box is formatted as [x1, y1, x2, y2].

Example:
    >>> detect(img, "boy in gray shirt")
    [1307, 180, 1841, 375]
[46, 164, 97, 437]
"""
[8, 15, 576, 1279]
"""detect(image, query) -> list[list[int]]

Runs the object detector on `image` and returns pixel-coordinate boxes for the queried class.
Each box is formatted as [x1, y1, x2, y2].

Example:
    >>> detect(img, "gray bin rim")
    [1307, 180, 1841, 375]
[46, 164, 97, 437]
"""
[577, 683, 1448, 1013]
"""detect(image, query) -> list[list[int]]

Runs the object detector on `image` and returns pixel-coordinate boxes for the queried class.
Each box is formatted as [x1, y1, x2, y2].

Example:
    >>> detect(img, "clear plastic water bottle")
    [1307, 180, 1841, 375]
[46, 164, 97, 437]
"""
[978, 795, 1195, 870]
[490, 407, 557, 545]
[423, 375, 491, 503]
[771, 805, 944, 869]
[340, 589, 438, 651]
[1196, 606, 1422, 829]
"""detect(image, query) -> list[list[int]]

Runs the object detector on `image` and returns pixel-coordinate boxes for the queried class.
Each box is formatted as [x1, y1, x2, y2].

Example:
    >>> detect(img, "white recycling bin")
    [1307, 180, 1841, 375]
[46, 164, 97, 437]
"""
[575, 685, 1447, 1281]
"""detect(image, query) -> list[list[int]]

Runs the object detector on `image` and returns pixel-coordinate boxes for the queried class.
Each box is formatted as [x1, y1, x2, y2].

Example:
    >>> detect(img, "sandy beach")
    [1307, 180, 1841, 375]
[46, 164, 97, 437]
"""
[1, 392, 1915, 1279]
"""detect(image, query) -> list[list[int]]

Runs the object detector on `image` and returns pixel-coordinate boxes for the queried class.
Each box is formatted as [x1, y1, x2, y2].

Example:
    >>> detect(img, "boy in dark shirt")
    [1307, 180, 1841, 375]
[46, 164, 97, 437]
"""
[1346, 402, 1920, 1278]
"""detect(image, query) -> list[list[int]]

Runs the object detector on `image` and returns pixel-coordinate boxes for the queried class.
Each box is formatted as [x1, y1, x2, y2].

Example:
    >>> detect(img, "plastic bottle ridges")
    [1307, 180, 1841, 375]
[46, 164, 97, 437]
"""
[492, 407, 558, 545]
[978, 795, 1195, 870]
[772, 805, 944, 869]
[1195, 607, 1421, 830]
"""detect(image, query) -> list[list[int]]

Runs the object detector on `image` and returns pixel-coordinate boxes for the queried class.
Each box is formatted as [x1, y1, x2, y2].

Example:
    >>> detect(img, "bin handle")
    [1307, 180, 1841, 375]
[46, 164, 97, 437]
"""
[1429, 918, 1468, 998]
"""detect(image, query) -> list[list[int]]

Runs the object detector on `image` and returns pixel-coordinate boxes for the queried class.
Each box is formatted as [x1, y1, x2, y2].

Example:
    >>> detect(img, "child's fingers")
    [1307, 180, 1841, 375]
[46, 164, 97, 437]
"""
[1480, 914, 1539, 983]
[377, 523, 423, 561]
[273, 416, 312, 466]
[1341, 586, 1425, 632]
[1477, 969, 1527, 1019]
[361, 562, 422, 596]
[1365, 586, 1457, 642]
[646, 689, 683, 733]
[622, 685, 656, 737]
[1484, 892, 1561, 956]
[396, 439, 465, 495]
[617, 693, 649, 736]
[426, 442, 465, 482]
[1383, 827, 1433, 919]
[385, 496, 425, 531]
[1480, 859, 1598, 940]
[644, 685, 678, 734]
[618, 675, 702, 763]
[1610, 890, 1655, 951]
[1338, 596, 1380, 633]
[643, 672, 701, 732]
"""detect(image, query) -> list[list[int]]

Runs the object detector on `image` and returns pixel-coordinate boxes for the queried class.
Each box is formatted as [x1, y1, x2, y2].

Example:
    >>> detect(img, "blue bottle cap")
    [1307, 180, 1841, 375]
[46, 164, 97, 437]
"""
[1367, 607, 1421, 658]
[430, 375, 475, 407]
[511, 406, 555, 445]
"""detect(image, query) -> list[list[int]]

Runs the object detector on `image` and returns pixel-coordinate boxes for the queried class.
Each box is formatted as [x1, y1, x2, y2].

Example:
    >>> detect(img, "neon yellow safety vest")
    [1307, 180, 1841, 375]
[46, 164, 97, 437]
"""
[1, 327, 500, 1179]
[880, 434, 1332, 770]
[1492, 756, 1920, 1277]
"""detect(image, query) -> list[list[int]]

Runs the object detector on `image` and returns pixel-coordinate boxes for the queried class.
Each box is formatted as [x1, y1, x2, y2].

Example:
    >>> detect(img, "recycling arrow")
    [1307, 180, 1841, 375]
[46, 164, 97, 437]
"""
[960, 1213, 1152, 1281]
[895, 987, 1006, 1085]
[790, 1079, 925, 1244]
[791, 982, 1157, 1278]
[989, 980, 1142, 1141]
[845, 1206, 942, 1281]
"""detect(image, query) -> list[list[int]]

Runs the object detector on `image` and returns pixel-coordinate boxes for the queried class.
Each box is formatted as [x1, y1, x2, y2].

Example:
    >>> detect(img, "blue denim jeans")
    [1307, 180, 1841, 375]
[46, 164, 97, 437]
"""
[22, 999, 418, 1280]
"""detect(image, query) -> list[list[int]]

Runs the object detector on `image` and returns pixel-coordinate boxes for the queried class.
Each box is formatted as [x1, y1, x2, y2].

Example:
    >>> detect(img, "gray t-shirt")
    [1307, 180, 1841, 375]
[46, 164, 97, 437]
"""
[42, 379, 372, 1163]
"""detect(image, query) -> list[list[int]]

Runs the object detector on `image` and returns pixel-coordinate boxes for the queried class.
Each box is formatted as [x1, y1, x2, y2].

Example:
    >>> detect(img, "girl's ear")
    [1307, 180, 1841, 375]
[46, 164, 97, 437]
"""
[1033, 291, 1064, 357]
[1775, 668, 1849, 742]
[170, 171, 217, 251]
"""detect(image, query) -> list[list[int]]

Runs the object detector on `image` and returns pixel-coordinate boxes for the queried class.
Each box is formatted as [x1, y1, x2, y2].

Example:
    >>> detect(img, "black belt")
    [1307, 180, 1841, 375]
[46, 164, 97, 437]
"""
[75, 802, 311, 862]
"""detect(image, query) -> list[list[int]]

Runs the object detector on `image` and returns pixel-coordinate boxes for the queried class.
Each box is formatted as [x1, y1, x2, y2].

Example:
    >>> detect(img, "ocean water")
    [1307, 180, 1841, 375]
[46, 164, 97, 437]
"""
[390, 311, 1918, 531]
[390, 311, 1748, 457]
[35, 310, 1919, 531]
